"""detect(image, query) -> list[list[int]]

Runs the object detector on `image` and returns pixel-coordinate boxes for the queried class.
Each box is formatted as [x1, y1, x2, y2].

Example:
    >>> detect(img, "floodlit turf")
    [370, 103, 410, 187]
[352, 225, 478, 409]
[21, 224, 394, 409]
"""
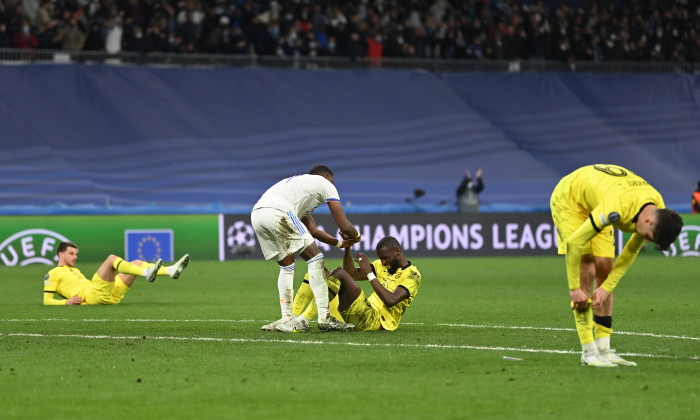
[1, 255, 698, 419]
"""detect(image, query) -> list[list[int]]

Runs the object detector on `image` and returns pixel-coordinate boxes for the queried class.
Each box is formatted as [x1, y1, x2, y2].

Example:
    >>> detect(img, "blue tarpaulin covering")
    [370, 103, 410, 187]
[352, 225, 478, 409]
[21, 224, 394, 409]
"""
[0, 65, 698, 214]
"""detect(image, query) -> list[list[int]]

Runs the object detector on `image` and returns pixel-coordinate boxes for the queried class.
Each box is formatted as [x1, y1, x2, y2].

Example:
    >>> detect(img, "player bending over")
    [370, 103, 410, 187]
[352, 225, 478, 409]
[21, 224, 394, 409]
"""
[550, 164, 682, 367]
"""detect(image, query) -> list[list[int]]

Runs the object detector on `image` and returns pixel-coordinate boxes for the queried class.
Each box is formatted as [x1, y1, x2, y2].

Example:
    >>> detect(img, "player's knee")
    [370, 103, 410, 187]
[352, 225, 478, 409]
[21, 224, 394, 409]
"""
[105, 255, 119, 265]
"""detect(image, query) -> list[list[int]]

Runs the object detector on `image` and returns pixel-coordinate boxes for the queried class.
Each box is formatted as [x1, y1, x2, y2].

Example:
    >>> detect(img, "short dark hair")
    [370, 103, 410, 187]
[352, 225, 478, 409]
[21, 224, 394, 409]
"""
[654, 209, 683, 251]
[309, 165, 333, 177]
[376, 236, 401, 252]
[57, 241, 78, 256]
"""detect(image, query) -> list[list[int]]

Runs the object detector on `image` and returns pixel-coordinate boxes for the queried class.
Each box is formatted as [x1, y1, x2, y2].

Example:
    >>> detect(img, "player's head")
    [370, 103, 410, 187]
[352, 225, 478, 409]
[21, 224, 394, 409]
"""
[653, 208, 683, 251]
[696, 181, 700, 191]
[309, 165, 334, 183]
[376, 236, 404, 274]
[57, 241, 79, 266]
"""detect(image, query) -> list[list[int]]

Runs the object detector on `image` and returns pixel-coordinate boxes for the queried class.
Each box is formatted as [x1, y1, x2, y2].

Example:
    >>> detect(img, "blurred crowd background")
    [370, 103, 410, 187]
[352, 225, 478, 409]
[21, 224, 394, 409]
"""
[1, 0, 699, 63]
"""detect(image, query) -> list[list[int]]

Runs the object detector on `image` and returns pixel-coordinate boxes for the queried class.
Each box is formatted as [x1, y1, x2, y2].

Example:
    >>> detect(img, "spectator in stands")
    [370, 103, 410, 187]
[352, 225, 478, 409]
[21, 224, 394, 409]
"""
[37, 19, 61, 49]
[6, 0, 700, 66]
[0, 22, 10, 48]
[58, 11, 86, 51]
[35, 0, 55, 34]
[177, 9, 199, 53]
[456, 168, 484, 213]
[104, 12, 124, 54]
[12, 18, 39, 49]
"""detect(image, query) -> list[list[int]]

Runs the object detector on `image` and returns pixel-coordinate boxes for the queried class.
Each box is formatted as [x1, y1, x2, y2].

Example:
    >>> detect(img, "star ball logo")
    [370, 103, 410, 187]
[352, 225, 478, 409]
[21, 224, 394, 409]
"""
[227, 220, 256, 249]
[0, 229, 71, 266]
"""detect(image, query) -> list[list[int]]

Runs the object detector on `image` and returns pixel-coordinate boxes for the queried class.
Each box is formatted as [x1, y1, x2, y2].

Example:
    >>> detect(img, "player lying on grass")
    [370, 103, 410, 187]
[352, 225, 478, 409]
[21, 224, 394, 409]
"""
[278, 236, 421, 332]
[550, 164, 683, 367]
[43, 241, 190, 305]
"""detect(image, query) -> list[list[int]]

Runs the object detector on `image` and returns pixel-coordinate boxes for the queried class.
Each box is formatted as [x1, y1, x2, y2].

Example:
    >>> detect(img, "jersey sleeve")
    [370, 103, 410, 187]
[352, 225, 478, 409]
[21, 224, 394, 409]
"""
[399, 268, 421, 298]
[600, 232, 645, 293]
[323, 180, 341, 203]
[43, 271, 65, 305]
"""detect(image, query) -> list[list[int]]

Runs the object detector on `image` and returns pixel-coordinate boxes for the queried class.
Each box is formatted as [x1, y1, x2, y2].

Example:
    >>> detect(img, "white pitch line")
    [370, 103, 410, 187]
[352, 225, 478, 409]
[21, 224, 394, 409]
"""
[2, 318, 698, 342]
[436, 323, 700, 341]
[5, 332, 698, 361]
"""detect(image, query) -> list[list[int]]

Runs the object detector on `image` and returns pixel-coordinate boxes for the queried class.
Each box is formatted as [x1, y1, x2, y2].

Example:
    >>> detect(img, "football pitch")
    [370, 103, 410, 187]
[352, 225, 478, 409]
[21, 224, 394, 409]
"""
[1, 255, 698, 419]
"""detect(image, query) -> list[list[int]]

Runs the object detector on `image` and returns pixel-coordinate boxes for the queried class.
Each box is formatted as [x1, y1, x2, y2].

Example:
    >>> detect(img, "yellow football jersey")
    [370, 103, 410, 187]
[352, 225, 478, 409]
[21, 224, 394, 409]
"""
[563, 164, 665, 232]
[553, 164, 665, 293]
[44, 266, 91, 301]
[366, 260, 421, 331]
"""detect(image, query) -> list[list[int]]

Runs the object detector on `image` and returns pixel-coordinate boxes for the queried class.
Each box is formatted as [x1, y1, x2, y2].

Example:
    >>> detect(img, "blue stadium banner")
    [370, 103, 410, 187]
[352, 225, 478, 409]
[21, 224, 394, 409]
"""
[125, 230, 174, 262]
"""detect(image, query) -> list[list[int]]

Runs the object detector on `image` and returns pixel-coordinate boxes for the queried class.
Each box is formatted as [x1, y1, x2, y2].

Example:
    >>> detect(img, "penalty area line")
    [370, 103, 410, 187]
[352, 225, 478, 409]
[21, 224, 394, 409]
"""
[5, 332, 698, 361]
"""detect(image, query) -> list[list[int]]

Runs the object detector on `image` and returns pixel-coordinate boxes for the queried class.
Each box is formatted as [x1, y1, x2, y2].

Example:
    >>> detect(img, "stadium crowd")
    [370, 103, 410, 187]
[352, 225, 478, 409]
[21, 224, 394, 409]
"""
[1, 0, 699, 63]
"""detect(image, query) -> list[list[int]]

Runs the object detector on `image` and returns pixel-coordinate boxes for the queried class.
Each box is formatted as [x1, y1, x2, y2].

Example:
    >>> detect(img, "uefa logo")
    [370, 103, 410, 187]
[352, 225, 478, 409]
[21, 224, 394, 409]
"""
[0, 229, 71, 266]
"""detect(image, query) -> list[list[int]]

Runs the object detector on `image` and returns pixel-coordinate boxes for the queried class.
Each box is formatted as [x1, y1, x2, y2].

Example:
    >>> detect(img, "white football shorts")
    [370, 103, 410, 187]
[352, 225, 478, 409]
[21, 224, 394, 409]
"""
[251, 207, 315, 261]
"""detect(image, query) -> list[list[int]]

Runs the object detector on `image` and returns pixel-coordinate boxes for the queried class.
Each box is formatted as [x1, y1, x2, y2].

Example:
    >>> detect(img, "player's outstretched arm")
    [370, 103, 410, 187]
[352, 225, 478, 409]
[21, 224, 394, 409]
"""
[327, 201, 359, 240]
[302, 215, 355, 248]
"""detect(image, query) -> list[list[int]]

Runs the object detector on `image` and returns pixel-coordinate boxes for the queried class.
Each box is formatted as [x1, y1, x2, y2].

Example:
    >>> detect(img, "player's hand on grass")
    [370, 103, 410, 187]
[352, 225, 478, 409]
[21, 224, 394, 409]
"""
[591, 287, 609, 310]
[66, 295, 83, 305]
[569, 288, 590, 311]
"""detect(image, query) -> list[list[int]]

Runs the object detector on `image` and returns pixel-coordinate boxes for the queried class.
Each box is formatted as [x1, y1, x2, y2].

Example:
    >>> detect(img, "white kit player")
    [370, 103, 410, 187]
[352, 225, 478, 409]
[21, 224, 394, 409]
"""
[251, 165, 361, 332]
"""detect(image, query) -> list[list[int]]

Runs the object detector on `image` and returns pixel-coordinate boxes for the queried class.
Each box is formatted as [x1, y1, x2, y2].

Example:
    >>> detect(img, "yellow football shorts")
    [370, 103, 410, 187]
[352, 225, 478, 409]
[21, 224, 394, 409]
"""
[339, 290, 383, 332]
[550, 176, 615, 258]
[82, 273, 130, 305]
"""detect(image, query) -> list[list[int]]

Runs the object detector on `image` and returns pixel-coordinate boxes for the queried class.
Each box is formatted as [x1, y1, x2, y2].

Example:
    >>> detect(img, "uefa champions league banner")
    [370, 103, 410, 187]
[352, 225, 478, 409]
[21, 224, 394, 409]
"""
[220, 213, 572, 260]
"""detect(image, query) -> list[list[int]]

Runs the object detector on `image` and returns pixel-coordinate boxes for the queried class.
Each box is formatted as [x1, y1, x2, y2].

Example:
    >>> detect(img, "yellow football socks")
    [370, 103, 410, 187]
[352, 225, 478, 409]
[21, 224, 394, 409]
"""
[572, 299, 595, 345]
[113, 257, 151, 277]
[293, 280, 313, 317]
[298, 275, 344, 322]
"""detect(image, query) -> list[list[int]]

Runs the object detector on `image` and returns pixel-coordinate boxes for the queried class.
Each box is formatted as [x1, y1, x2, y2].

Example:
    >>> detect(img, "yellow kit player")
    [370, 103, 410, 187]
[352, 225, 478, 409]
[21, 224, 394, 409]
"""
[44, 241, 190, 305]
[550, 164, 683, 367]
[279, 236, 421, 332]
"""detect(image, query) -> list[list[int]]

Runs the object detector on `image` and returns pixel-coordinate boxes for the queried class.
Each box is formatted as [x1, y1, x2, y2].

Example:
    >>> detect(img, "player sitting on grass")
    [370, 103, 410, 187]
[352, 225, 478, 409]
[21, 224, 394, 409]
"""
[278, 236, 421, 332]
[43, 241, 190, 305]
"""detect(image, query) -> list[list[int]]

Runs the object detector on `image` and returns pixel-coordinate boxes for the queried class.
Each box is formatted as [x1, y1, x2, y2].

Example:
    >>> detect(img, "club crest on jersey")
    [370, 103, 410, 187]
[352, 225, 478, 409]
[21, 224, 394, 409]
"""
[598, 211, 620, 227]
[0, 229, 70, 266]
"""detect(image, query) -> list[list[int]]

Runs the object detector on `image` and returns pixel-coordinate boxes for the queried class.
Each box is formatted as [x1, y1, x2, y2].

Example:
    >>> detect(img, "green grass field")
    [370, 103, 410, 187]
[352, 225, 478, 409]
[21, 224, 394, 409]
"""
[1, 255, 698, 419]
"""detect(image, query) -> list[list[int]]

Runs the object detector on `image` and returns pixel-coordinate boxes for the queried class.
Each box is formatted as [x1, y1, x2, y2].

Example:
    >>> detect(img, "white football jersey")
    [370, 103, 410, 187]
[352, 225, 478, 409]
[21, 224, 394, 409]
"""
[253, 174, 341, 217]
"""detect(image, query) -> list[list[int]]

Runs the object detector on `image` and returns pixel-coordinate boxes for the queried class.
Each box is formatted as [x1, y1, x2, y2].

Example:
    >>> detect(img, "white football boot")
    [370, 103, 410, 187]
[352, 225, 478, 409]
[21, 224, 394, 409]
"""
[580, 347, 617, 367]
[600, 349, 637, 366]
[144, 259, 163, 283]
[261, 316, 293, 331]
[317, 314, 354, 332]
[275, 317, 311, 333]
[166, 254, 190, 279]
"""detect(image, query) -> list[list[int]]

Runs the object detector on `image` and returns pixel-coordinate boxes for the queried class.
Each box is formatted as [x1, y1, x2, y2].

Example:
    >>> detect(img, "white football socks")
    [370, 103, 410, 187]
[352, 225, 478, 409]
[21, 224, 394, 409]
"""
[277, 263, 295, 319]
[307, 253, 329, 320]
